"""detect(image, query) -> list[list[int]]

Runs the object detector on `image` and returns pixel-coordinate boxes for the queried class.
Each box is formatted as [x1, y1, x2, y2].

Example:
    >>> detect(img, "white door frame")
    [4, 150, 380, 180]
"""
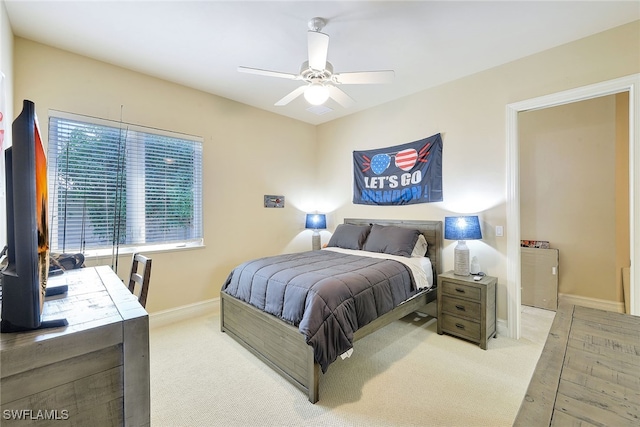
[506, 74, 640, 339]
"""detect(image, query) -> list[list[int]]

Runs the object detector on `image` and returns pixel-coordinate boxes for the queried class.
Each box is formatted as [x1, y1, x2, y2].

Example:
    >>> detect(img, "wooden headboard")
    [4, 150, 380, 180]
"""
[343, 218, 443, 286]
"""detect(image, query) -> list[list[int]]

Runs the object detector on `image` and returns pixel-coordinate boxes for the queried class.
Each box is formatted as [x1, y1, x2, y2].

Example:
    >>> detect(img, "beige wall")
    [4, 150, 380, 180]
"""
[12, 38, 318, 313]
[519, 95, 626, 303]
[9, 20, 640, 319]
[0, 0, 13, 248]
[315, 21, 640, 320]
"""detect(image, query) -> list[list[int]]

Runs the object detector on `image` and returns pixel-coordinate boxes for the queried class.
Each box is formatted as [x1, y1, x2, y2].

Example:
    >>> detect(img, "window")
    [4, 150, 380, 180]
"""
[47, 111, 203, 255]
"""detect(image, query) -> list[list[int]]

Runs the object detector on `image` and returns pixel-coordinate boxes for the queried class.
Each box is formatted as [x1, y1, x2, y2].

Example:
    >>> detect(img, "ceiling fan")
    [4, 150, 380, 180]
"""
[238, 17, 395, 108]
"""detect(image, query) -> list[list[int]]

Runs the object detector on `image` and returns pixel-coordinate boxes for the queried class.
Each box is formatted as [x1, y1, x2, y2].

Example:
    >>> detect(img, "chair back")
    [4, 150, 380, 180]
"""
[128, 253, 152, 308]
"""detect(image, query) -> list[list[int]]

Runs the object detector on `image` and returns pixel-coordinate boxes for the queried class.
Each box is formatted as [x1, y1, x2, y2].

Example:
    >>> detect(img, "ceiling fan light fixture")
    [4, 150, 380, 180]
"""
[304, 83, 329, 105]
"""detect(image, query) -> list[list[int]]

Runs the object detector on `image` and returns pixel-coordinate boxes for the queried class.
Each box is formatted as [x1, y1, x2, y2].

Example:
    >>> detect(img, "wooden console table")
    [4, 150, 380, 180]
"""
[1, 266, 150, 426]
[514, 302, 640, 426]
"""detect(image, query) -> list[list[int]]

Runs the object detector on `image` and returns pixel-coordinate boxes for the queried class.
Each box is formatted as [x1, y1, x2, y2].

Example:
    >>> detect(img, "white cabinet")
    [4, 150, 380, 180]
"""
[521, 247, 559, 311]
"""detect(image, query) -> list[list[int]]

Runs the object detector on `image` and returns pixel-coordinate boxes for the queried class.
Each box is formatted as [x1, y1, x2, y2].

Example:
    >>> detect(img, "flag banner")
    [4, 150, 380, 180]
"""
[353, 133, 443, 205]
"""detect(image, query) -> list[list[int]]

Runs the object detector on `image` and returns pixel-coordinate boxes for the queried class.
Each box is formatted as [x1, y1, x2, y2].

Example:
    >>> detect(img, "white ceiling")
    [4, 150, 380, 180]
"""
[5, 1, 639, 125]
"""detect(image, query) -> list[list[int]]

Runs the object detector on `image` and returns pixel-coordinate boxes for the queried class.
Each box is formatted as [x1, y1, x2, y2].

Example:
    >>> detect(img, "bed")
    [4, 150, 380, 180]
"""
[220, 218, 443, 403]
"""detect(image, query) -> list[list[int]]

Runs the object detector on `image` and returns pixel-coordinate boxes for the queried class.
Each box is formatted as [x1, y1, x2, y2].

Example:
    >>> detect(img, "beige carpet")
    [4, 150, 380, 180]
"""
[150, 303, 554, 427]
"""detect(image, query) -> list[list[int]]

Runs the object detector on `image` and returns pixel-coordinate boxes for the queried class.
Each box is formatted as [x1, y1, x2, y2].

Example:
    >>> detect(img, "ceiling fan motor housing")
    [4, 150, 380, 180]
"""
[300, 60, 333, 82]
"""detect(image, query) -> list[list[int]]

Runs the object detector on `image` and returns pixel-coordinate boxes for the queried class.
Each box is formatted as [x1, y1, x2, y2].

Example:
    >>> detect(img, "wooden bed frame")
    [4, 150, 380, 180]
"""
[220, 218, 443, 403]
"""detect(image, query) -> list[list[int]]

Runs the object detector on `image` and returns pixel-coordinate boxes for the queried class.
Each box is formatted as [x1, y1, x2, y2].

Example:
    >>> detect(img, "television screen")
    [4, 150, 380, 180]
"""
[34, 104, 48, 309]
[1, 100, 66, 332]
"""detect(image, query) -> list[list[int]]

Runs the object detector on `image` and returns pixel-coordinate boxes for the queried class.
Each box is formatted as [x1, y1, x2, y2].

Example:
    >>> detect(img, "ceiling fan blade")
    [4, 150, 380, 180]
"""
[327, 85, 355, 108]
[308, 31, 329, 71]
[275, 86, 307, 106]
[238, 66, 298, 80]
[333, 70, 395, 85]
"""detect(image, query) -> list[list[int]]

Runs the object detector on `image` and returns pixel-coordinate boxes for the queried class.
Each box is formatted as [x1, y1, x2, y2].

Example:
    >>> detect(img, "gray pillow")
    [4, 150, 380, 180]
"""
[363, 224, 420, 258]
[327, 224, 371, 250]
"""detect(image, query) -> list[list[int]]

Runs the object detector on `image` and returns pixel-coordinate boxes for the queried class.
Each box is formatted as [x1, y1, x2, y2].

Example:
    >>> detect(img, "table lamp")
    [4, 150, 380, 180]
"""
[444, 216, 482, 276]
[305, 213, 326, 250]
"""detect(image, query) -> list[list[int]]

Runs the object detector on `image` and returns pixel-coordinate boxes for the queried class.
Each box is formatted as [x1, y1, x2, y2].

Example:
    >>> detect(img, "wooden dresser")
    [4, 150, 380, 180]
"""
[514, 303, 640, 426]
[1, 266, 150, 426]
[437, 270, 497, 349]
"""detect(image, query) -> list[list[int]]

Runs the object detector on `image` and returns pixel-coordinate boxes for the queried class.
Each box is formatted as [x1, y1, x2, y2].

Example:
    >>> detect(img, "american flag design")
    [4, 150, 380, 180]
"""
[371, 154, 391, 175]
[394, 148, 418, 171]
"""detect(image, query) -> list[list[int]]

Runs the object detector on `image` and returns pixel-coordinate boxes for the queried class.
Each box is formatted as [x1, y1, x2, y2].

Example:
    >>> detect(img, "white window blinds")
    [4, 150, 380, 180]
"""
[47, 112, 203, 254]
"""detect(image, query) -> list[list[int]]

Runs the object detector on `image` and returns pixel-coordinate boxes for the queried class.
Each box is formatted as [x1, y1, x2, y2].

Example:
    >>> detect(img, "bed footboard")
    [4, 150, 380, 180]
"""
[220, 291, 320, 402]
[220, 287, 434, 403]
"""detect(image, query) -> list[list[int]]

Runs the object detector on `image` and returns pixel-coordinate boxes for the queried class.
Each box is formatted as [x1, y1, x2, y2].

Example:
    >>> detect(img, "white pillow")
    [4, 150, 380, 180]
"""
[411, 234, 428, 257]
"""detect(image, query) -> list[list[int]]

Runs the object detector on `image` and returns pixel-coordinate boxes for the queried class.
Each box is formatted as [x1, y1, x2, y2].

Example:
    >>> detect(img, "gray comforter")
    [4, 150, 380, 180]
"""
[221, 250, 417, 372]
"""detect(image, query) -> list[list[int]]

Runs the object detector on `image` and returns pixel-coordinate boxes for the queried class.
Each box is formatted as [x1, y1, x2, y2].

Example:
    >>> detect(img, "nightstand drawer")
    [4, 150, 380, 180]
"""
[442, 297, 481, 319]
[440, 313, 481, 341]
[441, 280, 481, 301]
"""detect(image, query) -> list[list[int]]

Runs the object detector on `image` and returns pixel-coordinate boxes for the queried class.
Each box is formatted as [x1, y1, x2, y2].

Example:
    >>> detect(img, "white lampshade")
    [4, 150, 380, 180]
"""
[304, 83, 329, 105]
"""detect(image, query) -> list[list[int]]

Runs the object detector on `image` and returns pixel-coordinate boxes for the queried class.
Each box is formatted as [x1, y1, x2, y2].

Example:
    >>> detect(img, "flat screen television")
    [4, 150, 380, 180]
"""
[1, 100, 66, 332]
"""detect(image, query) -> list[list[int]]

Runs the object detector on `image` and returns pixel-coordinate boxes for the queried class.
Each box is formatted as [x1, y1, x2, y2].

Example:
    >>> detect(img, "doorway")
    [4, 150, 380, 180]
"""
[505, 74, 640, 339]
[519, 94, 627, 313]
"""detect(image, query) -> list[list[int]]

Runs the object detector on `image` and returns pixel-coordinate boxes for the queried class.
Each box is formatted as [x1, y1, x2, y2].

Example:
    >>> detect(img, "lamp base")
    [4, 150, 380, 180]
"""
[311, 231, 321, 251]
[453, 240, 470, 276]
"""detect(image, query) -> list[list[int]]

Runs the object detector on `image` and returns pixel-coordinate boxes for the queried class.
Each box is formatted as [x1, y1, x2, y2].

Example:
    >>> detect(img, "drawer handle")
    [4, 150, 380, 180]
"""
[455, 323, 466, 330]
[455, 305, 466, 311]
[455, 288, 466, 294]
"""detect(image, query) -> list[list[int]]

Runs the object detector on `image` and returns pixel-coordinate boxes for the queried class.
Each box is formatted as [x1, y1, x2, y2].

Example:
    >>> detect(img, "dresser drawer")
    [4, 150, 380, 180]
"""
[440, 313, 481, 341]
[441, 297, 481, 320]
[441, 280, 481, 301]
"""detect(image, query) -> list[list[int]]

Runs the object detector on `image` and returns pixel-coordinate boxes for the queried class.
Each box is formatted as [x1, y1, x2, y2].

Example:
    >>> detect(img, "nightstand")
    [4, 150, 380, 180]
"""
[437, 270, 497, 349]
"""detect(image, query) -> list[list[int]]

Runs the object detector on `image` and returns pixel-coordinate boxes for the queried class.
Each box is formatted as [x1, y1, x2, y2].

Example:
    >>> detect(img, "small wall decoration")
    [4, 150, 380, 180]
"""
[353, 133, 443, 205]
[264, 195, 285, 208]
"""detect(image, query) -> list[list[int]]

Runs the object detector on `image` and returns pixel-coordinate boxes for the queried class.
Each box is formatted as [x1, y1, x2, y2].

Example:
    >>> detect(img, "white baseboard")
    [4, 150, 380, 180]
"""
[497, 318, 508, 338]
[149, 297, 219, 329]
[558, 293, 624, 313]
